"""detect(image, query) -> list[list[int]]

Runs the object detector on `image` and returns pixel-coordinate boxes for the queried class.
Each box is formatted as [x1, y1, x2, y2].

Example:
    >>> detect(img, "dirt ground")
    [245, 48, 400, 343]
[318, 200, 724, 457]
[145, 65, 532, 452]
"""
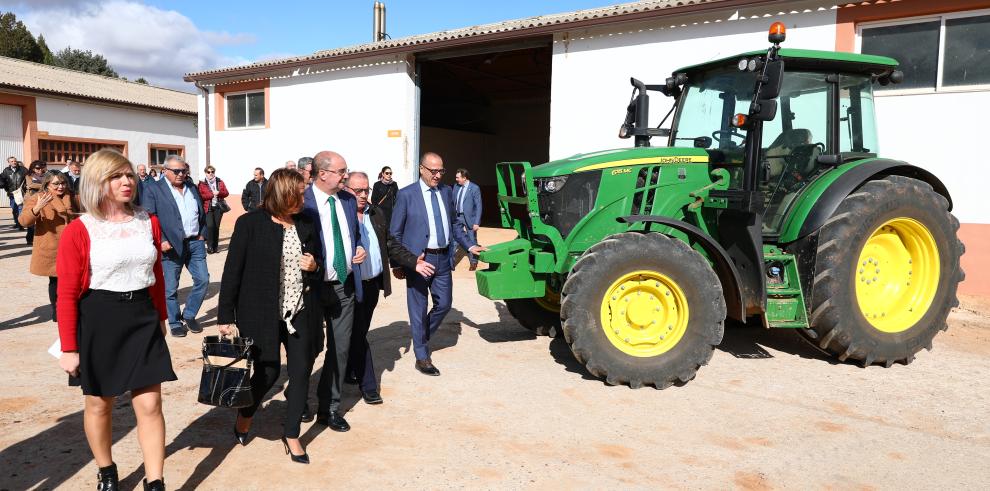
[1, 215, 988, 490]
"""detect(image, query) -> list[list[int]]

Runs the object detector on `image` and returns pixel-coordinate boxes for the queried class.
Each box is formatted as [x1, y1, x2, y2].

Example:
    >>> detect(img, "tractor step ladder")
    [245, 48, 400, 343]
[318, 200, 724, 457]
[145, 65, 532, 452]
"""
[763, 250, 810, 329]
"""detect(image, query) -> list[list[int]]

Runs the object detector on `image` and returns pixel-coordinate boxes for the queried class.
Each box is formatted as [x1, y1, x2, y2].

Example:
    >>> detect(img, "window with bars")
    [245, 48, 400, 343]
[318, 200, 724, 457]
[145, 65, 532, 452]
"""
[859, 11, 990, 92]
[150, 146, 183, 165]
[39, 139, 125, 164]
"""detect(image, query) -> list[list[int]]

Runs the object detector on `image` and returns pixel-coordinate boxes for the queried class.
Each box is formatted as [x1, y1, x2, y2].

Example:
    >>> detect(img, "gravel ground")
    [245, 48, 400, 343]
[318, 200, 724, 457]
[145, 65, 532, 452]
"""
[0, 215, 988, 490]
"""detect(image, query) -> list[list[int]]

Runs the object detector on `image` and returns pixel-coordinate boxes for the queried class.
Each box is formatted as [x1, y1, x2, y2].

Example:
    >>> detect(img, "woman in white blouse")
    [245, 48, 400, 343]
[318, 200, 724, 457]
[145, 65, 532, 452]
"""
[56, 149, 175, 491]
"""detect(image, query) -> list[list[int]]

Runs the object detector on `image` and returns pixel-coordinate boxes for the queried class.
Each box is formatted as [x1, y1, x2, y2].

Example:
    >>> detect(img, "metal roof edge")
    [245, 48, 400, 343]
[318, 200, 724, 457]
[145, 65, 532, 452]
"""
[0, 84, 197, 116]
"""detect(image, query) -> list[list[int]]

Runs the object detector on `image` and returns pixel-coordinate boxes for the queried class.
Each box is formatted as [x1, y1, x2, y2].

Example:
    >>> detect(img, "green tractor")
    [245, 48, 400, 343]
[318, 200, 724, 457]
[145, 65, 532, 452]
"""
[476, 23, 964, 388]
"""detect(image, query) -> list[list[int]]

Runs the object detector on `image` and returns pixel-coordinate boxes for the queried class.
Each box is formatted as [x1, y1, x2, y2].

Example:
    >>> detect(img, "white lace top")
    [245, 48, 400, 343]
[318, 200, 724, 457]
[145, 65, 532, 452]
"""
[279, 225, 305, 333]
[82, 210, 158, 292]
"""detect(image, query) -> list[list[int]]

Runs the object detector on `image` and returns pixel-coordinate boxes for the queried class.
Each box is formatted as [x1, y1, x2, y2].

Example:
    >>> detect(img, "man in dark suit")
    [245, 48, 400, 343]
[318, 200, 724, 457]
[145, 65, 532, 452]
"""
[388, 152, 485, 376]
[141, 155, 210, 337]
[63, 160, 82, 195]
[453, 168, 483, 271]
[301, 150, 365, 432]
[344, 171, 390, 405]
[241, 167, 266, 212]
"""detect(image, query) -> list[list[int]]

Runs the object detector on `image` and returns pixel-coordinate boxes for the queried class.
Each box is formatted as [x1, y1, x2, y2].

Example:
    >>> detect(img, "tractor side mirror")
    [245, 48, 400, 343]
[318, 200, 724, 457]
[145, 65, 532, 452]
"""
[761, 60, 784, 99]
[749, 99, 777, 121]
[693, 136, 713, 148]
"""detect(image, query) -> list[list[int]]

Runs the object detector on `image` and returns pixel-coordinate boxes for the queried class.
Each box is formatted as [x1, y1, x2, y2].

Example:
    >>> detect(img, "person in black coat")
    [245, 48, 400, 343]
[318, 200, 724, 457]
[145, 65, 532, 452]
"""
[218, 169, 322, 464]
[240, 167, 267, 212]
[370, 165, 398, 222]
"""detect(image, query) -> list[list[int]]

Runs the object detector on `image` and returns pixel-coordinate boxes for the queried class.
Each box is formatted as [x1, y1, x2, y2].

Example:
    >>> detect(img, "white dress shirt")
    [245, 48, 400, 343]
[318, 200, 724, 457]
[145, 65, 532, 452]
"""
[312, 185, 353, 282]
[419, 179, 450, 249]
[168, 182, 200, 238]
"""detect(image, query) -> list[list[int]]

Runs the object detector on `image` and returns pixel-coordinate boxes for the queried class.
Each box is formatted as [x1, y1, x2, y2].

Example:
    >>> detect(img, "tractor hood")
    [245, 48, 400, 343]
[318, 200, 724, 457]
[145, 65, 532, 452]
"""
[530, 146, 710, 178]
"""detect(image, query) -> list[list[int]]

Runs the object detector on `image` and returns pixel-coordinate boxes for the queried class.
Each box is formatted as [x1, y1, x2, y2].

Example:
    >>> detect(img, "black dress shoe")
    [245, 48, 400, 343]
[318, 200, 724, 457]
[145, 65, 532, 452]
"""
[299, 404, 314, 423]
[316, 411, 350, 432]
[361, 389, 384, 405]
[281, 436, 310, 464]
[415, 359, 440, 376]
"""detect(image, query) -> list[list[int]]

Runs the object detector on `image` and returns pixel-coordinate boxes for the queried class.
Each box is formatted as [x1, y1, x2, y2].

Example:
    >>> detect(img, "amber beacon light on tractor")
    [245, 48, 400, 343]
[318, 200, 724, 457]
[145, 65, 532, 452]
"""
[476, 23, 963, 389]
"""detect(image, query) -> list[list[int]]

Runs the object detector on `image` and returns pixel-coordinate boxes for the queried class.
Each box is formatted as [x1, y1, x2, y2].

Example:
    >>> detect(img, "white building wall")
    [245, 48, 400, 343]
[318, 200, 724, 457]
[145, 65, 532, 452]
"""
[205, 55, 418, 189]
[35, 96, 198, 171]
[550, 1, 837, 160]
[875, 91, 989, 224]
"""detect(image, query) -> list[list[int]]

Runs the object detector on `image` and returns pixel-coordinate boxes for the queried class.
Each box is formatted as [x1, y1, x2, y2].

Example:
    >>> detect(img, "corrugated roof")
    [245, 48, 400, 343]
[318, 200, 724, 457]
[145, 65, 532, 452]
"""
[186, 0, 756, 81]
[0, 56, 197, 115]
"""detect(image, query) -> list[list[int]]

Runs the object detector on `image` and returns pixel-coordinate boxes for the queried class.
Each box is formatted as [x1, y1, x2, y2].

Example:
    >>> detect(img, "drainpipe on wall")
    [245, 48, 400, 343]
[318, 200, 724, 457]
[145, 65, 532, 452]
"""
[195, 81, 211, 167]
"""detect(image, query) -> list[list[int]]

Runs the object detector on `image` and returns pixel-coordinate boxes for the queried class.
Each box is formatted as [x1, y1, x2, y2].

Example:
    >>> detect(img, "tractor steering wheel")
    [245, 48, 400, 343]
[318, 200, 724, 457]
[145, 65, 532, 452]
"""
[712, 129, 746, 146]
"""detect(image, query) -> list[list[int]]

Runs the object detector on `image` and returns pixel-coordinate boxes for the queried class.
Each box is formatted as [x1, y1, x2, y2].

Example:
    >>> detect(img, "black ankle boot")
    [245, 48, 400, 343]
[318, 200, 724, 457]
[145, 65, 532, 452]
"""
[143, 478, 165, 490]
[96, 463, 118, 491]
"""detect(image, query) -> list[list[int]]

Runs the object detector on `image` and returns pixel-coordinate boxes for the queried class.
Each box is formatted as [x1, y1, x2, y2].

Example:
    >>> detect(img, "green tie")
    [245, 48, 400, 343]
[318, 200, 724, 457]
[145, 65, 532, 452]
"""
[327, 196, 348, 281]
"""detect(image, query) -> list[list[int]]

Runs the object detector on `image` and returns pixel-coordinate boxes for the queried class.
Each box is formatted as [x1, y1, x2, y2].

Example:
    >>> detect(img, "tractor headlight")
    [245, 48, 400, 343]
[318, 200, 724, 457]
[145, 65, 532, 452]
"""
[738, 58, 749, 71]
[537, 176, 569, 194]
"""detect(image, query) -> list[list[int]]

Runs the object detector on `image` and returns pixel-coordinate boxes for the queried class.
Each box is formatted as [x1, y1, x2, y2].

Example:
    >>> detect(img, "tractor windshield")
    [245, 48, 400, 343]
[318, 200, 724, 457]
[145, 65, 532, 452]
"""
[673, 68, 756, 153]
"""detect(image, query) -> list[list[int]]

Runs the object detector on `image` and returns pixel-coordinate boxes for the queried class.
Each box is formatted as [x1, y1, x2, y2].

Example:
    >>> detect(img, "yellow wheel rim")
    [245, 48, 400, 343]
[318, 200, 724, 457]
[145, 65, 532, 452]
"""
[854, 217, 940, 333]
[534, 286, 561, 313]
[600, 271, 689, 357]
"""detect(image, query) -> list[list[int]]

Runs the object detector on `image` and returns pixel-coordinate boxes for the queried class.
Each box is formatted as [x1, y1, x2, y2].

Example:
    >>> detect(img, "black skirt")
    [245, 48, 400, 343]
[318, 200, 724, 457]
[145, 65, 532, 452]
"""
[76, 289, 177, 397]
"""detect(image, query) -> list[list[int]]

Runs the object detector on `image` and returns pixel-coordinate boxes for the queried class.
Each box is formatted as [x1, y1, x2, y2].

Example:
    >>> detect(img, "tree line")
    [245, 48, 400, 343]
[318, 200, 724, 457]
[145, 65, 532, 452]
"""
[0, 11, 148, 84]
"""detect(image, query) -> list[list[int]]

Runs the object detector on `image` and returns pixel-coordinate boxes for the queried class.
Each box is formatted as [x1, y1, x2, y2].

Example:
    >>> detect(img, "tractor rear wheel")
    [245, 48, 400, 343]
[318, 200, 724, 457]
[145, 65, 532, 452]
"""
[805, 176, 964, 366]
[560, 232, 726, 388]
[505, 286, 562, 337]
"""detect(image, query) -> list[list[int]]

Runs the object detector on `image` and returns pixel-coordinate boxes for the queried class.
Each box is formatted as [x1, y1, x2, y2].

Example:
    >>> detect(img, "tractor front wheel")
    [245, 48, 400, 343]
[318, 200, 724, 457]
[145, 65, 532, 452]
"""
[505, 286, 562, 337]
[805, 175, 964, 366]
[560, 232, 726, 388]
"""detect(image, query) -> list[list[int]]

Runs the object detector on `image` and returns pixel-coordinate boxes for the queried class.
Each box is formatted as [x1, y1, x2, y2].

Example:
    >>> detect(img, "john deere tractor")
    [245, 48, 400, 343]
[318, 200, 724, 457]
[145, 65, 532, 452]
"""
[476, 23, 963, 388]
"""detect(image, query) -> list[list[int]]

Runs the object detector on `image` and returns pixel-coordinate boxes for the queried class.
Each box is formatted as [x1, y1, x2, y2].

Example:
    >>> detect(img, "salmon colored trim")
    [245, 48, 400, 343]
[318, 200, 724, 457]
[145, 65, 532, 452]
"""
[958, 223, 990, 298]
[146, 143, 186, 166]
[39, 134, 128, 158]
[213, 79, 270, 131]
[0, 92, 38, 162]
[836, 0, 990, 52]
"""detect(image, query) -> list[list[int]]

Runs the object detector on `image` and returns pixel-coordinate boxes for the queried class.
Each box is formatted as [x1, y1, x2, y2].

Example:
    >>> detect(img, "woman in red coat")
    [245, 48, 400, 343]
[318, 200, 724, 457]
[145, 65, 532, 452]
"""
[57, 150, 175, 491]
[197, 165, 229, 254]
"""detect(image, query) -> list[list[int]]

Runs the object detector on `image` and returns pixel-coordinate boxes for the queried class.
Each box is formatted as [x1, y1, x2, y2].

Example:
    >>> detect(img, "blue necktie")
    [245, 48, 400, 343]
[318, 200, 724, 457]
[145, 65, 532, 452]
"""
[456, 185, 464, 213]
[430, 188, 447, 248]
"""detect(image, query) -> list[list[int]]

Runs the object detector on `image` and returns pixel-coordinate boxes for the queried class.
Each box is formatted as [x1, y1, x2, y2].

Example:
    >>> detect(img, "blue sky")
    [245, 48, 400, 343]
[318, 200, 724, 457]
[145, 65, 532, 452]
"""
[5, 0, 623, 90]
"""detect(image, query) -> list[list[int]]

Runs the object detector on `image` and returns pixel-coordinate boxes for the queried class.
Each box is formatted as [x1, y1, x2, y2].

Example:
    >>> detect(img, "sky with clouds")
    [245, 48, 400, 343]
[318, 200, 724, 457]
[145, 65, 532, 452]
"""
[0, 0, 619, 92]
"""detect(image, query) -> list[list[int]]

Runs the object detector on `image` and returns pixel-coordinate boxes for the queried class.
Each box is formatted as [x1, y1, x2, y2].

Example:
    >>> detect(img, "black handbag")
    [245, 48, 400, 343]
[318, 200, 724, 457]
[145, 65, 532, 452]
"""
[216, 199, 231, 213]
[198, 329, 254, 408]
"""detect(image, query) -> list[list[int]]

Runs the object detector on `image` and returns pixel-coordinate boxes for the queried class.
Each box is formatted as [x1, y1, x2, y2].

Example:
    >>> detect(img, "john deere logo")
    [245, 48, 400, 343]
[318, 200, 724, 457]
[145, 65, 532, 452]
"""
[611, 168, 632, 175]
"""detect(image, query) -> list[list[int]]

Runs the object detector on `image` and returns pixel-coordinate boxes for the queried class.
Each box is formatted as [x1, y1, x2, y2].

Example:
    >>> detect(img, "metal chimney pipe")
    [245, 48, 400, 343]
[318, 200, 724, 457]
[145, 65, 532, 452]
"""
[379, 2, 386, 41]
[373, 1, 381, 42]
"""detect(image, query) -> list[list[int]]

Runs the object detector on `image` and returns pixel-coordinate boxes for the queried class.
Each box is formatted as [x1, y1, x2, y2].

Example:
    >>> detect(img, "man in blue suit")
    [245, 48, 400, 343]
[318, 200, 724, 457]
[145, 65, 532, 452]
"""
[301, 150, 366, 432]
[141, 155, 209, 337]
[453, 168, 482, 271]
[388, 152, 485, 376]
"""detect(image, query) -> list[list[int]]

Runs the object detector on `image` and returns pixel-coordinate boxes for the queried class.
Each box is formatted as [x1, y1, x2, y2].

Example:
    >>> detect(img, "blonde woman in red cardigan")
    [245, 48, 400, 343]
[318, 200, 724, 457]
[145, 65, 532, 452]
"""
[56, 149, 175, 491]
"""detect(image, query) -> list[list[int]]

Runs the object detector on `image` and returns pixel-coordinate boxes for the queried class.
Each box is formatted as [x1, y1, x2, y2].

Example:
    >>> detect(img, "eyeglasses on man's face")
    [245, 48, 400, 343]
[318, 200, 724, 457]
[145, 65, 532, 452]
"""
[420, 165, 445, 176]
[165, 167, 188, 175]
[351, 188, 370, 195]
[323, 167, 348, 177]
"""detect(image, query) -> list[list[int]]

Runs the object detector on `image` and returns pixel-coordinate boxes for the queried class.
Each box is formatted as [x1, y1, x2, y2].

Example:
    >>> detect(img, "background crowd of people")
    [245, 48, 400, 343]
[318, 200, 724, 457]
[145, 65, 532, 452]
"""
[7, 147, 486, 489]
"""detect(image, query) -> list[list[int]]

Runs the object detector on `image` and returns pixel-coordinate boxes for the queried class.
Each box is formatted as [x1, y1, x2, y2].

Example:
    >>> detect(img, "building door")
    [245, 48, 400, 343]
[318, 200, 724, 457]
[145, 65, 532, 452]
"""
[0, 104, 24, 208]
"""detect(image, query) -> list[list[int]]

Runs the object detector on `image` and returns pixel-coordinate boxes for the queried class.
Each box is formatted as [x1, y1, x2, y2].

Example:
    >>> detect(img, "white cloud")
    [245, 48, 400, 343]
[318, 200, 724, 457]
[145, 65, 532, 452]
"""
[16, 1, 255, 91]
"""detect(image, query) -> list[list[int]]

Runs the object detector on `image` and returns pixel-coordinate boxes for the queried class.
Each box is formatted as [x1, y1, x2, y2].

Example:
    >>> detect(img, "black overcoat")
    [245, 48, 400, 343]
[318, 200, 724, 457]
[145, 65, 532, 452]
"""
[218, 209, 324, 362]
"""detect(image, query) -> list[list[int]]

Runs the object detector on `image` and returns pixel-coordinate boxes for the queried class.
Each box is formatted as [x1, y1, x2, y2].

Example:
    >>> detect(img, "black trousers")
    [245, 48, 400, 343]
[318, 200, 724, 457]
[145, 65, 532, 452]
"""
[240, 321, 314, 438]
[48, 276, 57, 322]
[204, 206, 224, 252]
[347, 276, 381, 392]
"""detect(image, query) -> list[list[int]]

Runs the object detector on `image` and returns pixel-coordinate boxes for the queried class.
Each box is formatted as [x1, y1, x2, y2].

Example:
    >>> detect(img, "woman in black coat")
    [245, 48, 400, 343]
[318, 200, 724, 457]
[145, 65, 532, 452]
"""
[370, 165, 398, 221]
[218, 169, 323, 463]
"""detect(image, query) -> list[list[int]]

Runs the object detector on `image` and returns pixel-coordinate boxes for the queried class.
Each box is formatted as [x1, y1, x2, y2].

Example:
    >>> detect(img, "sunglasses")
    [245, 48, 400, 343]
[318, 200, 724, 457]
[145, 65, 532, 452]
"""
[165, 167, 188, 175]
[205, 170, 215, 174]
[383, 171, 392, 175]
[420, 165, 446, 176]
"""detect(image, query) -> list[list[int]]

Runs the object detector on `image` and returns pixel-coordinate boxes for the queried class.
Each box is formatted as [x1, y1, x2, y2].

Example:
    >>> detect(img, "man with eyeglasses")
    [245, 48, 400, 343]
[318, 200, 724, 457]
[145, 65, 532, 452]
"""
[141, 155, 210, 337]
[137, 164, 152, 184]
[302, 150, 366, 432]
[297, 157, 314, 184]
[387, 152, 486, 376]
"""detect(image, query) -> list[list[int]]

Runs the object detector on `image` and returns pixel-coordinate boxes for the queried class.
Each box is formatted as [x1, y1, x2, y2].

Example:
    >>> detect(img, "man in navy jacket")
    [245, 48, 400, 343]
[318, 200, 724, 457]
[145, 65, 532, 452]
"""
[453, 168, 482, 270]
[141, 155, 209, 337]
[301, 150, 366, 432]
[388, 152, 485, 376]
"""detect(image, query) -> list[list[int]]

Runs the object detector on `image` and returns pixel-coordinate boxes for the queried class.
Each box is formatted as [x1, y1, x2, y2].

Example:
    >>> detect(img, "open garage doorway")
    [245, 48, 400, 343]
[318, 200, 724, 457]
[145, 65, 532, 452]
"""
[418, 38, 551, 225]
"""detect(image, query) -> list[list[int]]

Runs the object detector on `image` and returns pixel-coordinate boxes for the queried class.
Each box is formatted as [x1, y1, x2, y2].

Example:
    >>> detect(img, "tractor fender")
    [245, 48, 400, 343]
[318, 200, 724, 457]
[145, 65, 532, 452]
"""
[618, 215, 746, 322]
[781, 159, 953, 243]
